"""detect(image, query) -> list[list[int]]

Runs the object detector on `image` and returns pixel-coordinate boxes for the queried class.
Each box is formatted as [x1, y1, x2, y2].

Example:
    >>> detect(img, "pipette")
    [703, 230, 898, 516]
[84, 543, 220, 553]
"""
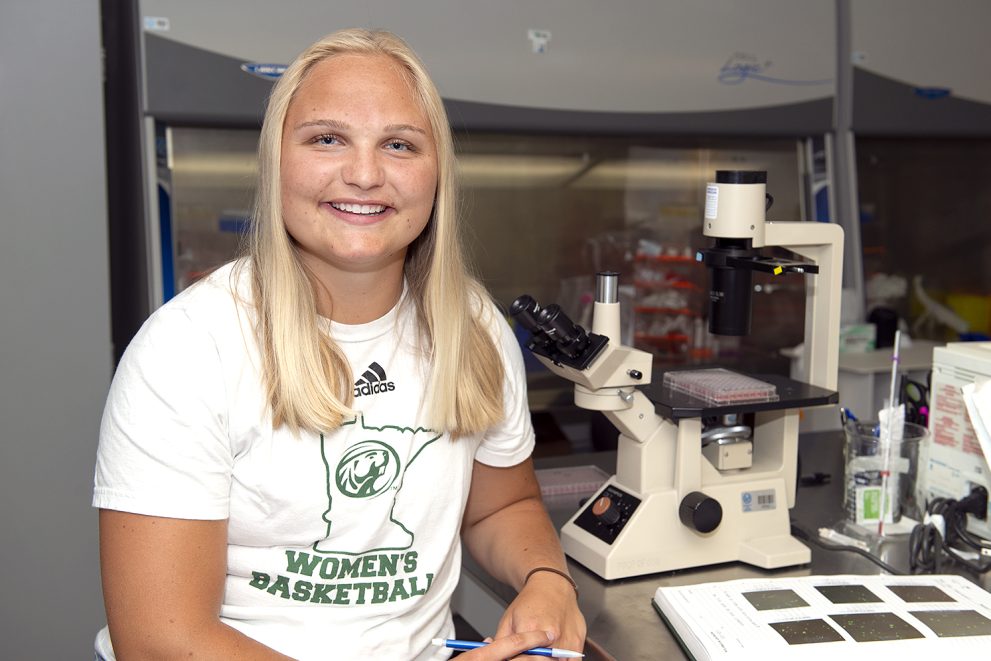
[877, 330, 902, 536]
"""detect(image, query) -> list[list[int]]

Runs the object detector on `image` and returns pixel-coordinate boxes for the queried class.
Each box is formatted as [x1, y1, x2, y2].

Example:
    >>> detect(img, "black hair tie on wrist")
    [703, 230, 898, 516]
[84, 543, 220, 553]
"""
[523, 566, 579, 598]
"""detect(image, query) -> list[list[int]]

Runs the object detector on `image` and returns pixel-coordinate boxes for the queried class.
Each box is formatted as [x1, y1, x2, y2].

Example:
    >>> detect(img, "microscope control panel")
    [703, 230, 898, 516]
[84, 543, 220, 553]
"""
[573, 485, 641, 544]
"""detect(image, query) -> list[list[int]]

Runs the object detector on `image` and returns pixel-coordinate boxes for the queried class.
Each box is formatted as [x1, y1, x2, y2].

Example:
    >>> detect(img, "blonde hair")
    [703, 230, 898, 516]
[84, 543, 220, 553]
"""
[247, 28, 504, 436]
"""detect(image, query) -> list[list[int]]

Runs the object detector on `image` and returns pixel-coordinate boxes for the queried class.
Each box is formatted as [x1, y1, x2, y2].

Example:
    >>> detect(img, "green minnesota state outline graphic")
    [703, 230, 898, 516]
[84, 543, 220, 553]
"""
[313, 415, 441, 555]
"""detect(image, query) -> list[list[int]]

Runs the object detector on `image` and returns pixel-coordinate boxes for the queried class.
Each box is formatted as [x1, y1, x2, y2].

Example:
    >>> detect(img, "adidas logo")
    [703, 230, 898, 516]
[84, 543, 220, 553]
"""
[353, 361, 397, 397]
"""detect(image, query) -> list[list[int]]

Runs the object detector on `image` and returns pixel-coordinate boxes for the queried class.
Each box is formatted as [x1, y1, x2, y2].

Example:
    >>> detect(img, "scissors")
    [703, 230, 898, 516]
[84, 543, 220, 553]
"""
[900, 373, 931, 427]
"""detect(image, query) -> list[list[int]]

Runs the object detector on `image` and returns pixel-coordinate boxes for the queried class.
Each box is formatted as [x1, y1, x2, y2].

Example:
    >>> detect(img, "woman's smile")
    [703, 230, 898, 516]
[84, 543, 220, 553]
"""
[323, 200, 393, 225]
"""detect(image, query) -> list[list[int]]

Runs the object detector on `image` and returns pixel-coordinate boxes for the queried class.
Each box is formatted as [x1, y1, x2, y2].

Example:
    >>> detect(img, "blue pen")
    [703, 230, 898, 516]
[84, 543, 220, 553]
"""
[432, 638, 584, 658]
[840, 407, 858, 426]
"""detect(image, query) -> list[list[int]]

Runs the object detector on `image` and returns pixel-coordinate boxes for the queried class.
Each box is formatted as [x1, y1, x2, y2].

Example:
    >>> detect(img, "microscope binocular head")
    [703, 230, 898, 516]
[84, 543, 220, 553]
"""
[510, 294, 607, 370]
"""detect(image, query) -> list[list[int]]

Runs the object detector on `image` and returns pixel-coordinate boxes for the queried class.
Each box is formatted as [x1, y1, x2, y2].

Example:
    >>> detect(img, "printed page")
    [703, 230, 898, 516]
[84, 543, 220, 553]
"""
[962, 379, 991, 461]
[653, 574, 991, 660]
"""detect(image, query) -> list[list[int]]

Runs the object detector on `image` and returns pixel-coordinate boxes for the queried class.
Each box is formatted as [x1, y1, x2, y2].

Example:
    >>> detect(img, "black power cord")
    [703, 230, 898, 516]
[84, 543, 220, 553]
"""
[791, 487, 991, 576]
[909, 487, 991, 575]
[790, 523, 905, 575]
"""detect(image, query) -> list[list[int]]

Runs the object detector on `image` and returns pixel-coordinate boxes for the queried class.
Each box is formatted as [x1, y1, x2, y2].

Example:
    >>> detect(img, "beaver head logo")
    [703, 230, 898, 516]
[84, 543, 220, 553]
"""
[335, 440, 401, 498]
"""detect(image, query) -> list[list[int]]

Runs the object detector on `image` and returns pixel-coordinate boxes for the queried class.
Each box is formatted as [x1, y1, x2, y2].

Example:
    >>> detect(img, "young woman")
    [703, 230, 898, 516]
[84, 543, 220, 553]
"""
[94, 28, 585, 660]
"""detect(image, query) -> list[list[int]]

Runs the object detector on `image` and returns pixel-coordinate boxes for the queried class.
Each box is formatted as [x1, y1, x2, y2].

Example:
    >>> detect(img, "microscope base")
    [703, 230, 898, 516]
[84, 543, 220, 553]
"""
[561, 476, 810, 580]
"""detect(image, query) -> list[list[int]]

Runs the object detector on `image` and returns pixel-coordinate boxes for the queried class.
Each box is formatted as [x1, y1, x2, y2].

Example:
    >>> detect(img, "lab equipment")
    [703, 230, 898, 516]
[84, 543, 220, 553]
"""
[662, 369, 778, 405]
[843, 418, 926, 526]
[877, 329, 903, 535]
[920, 341, 991, 540]
[511, 170, 843, 579]
[536, 465, 611, 509]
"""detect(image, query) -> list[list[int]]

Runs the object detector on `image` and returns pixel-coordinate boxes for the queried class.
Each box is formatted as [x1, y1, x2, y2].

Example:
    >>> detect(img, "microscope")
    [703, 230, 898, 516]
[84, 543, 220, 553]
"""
[511, 171, 843, 580]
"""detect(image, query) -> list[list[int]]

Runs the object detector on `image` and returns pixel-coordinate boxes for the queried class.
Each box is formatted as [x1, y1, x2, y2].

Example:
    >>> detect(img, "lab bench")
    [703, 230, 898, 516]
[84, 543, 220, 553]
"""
[453, 430, 991, 660]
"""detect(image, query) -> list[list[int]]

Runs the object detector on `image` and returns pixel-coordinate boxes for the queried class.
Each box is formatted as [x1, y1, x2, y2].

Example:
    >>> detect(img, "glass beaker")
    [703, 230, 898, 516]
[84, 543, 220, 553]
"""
[843, 419, 928, 526]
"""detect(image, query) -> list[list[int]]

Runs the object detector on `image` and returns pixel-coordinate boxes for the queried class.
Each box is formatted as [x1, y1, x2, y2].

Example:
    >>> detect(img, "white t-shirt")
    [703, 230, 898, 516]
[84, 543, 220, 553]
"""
[93, 261, 535, 660]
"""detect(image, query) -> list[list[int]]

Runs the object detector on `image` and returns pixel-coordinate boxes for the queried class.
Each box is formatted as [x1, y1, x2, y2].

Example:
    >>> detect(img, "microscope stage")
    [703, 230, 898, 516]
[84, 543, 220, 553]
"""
[643, 372, 837, 420]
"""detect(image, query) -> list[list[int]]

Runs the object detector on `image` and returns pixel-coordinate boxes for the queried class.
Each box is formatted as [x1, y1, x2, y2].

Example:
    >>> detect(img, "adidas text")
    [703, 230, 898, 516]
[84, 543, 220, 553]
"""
[354, 381, 396, 397]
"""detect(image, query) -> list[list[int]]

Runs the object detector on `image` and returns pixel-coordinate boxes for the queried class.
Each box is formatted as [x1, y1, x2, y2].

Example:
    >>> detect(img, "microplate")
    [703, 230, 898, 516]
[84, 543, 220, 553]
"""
[662, 368, 779, 405]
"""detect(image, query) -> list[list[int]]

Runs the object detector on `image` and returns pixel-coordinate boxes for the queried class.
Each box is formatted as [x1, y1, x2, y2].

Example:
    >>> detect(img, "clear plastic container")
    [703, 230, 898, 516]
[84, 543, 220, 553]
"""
[535, 465, 610, 509]
[663, 368, 779, 405]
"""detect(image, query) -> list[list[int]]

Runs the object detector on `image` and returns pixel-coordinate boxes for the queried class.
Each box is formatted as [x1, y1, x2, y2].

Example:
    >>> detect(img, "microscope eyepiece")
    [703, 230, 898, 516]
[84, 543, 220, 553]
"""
[537, 304, 589, 358]
[509, 295, 544, 334]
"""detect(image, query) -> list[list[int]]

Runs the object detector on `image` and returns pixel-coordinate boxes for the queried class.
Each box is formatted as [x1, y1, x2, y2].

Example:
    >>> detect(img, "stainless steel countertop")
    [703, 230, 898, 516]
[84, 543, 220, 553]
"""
[461, 431, 991, 661]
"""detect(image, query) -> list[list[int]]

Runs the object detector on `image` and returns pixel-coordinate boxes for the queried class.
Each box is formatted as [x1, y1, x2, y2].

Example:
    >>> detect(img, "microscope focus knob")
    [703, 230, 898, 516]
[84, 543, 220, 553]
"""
[591, 495, 622, 525]
[679, 492, 722, 534]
